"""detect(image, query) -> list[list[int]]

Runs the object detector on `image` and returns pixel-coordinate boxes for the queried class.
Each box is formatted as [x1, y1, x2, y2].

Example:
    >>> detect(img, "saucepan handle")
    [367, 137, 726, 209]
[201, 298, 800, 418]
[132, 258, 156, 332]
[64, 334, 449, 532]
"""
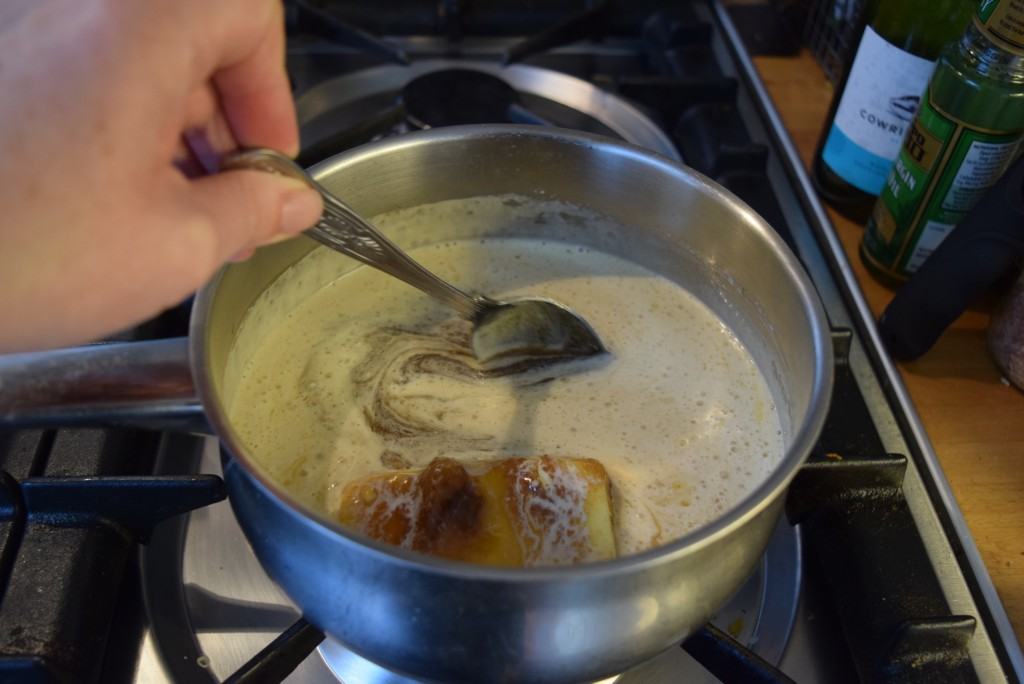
[0, 337, 211, 433]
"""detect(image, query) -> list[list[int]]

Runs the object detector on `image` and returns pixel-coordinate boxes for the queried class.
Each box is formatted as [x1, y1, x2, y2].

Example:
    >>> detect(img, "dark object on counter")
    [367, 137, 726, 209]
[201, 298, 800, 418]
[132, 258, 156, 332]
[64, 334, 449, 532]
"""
[878, 154, 1024, 361]
[989, 267, 1024, 390]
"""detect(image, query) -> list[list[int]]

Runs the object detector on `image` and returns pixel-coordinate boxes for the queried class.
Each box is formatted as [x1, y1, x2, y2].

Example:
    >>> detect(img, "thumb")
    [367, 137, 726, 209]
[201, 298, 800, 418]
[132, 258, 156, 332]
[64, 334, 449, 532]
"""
[187, 169, 322, 259]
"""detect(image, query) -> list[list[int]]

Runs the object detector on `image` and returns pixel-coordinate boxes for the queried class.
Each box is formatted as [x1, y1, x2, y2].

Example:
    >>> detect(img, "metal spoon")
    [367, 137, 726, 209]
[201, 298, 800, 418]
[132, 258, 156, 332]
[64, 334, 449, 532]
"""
[222, 148, 607, 363]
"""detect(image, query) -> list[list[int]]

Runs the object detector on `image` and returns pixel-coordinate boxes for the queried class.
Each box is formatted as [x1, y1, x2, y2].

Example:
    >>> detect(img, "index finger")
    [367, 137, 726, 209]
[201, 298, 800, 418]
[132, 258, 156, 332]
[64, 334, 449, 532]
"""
[212, 0, 298, 156]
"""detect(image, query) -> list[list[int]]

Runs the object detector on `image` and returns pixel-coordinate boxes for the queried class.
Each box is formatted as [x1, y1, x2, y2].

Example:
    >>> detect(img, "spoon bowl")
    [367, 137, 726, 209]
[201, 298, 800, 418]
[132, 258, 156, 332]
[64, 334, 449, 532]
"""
[471, 296, 606, 362]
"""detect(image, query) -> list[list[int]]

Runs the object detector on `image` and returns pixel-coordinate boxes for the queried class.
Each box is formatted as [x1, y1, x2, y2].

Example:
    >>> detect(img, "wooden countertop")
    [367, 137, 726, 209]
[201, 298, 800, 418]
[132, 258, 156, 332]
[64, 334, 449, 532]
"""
[752, 51, 1024, 644]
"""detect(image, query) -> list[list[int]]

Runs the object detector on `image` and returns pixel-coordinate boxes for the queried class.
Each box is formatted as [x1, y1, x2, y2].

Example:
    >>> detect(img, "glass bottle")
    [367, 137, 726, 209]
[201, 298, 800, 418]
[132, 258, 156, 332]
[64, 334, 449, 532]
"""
[812, 0, 975, 221]
[861, 0, 1024, 284]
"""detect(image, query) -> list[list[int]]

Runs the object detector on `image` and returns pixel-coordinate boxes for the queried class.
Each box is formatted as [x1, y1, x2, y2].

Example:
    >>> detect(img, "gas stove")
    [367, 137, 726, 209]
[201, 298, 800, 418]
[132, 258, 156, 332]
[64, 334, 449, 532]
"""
[0, 1, 1021, 682]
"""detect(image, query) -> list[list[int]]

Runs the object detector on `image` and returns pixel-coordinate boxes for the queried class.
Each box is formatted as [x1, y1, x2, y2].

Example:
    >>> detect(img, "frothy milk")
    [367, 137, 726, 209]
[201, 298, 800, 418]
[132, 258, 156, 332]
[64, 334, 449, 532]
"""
[227, 197, 784, 555]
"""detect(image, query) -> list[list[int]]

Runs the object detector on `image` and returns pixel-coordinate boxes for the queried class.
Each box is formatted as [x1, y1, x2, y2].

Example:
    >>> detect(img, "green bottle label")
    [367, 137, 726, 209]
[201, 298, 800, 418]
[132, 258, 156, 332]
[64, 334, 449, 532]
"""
[977, 0, 1024, 56]
[863, 87, 1023, 278]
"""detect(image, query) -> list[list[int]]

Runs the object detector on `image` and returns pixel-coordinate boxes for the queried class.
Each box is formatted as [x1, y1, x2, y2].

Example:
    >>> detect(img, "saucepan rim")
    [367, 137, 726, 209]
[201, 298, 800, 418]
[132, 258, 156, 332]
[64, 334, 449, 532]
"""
[190, 124, 834, 582]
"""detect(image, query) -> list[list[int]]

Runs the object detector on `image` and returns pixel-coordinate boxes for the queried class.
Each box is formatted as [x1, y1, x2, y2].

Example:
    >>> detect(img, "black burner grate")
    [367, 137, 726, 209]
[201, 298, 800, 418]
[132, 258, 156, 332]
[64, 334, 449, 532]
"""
[0, 429, 225, 682]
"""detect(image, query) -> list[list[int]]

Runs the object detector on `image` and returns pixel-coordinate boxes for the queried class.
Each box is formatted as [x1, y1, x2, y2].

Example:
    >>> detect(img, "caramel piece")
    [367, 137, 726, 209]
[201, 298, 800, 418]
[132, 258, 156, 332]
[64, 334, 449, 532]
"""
[338, 456, 616, 566]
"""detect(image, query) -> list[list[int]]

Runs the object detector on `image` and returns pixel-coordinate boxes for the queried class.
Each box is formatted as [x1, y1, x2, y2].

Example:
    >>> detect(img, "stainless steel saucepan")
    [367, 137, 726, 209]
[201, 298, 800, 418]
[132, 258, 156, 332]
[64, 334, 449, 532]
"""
[0, 126, 832, 683]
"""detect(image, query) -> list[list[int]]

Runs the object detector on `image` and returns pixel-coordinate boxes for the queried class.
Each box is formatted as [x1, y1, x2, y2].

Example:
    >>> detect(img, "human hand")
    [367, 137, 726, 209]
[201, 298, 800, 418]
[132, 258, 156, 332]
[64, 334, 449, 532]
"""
[0, 0, 322, 352]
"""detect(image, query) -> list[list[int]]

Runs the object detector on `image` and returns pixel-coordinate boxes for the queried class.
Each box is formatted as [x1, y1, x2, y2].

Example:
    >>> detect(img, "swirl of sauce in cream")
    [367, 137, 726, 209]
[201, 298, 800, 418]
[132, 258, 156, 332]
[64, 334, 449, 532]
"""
[310, 319, 597, 457]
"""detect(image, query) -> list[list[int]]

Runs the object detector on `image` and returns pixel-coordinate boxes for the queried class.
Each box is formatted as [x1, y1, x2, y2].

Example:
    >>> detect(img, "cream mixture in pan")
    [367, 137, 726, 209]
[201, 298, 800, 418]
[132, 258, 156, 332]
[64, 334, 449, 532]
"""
[227, 196, 784, 555]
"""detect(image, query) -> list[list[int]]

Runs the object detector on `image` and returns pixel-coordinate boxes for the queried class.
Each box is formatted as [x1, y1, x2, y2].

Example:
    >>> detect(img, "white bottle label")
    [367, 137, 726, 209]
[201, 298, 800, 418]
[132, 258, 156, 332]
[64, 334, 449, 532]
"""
[821, 26, 936, 194]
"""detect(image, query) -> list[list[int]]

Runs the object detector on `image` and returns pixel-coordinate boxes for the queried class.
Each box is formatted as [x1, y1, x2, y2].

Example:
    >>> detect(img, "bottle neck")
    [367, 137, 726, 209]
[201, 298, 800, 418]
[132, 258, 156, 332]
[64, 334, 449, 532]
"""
[954, 20, 1024, 82]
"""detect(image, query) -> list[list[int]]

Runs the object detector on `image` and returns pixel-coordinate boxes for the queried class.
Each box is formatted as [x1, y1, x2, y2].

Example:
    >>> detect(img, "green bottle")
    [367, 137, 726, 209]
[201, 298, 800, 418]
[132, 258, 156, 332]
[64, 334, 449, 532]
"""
[862, 0, 1024, 284]
[813, 0, 975, 221]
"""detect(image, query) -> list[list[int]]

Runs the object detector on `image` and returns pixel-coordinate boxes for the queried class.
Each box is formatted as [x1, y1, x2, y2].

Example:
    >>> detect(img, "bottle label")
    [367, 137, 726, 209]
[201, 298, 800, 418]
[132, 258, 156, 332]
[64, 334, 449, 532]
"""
[821, 26, 936, 195]
[863, 88, 1023, 278]
[976, 0, 1024, 56]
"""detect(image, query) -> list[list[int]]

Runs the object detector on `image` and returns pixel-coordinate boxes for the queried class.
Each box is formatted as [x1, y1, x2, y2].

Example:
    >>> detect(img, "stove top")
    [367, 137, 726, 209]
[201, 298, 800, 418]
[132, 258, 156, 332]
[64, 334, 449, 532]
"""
[0, 1, 1020, 682]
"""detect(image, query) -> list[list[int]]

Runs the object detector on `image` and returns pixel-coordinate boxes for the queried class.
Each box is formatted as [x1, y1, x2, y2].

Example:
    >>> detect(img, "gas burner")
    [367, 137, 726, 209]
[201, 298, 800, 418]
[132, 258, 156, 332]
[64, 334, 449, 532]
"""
[401, 69, 548, 129]
[294, 61, 679, 166]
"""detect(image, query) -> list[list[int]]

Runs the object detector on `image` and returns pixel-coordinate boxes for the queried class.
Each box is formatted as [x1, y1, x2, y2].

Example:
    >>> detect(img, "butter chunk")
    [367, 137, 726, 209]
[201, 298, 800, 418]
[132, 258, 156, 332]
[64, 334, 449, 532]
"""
[338, 456, 617, 567]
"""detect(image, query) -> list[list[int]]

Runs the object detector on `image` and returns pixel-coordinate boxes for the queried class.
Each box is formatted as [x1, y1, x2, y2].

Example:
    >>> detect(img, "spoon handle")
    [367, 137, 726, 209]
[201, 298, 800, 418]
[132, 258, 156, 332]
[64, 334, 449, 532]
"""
[222, 148, 488, 320]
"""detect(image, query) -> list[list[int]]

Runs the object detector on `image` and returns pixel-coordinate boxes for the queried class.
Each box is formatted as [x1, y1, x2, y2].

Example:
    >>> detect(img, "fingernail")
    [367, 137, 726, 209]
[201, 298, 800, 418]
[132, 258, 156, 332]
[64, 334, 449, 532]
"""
[279, 188, 322, 235]
[229, 247, 255, 263]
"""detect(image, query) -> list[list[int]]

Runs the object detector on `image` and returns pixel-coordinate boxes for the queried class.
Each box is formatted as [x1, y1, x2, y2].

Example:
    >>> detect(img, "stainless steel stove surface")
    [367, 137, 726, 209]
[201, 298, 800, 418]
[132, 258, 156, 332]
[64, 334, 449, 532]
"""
[0, 1, 1021, 683]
